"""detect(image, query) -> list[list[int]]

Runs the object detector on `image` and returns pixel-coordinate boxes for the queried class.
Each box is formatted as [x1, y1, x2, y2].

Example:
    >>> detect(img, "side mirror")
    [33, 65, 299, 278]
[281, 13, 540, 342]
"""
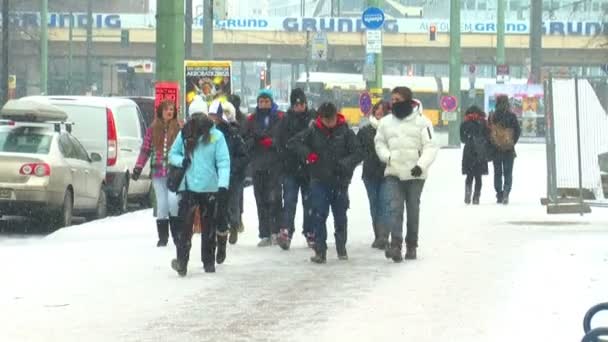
[90, 152, 102, 162]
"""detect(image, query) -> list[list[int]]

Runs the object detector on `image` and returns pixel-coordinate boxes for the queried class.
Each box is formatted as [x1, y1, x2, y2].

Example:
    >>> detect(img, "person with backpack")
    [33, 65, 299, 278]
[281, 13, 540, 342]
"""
[488, 95, 521, 205]
[168, 101, 231, 276]
[357, 100, 388, 249]
[287, 102, 362, 263]
[460, 105, 490, 205]
[208, 99, 249, 257]
[132, 100, 181, 247]
[243, 89, 285, 247]
[276, 88, 316, 250]
[375, 87, 438, 262]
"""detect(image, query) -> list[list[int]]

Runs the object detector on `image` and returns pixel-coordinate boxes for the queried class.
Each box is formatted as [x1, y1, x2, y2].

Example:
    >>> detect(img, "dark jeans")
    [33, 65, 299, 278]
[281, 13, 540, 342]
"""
[227, 179, 243, 229]
[465, 173, 482, 195]
[363, 177, 383, 238]
[379, 176, 425, 248]
[282, 175, 312, 238]
[175, 192, 218, 268]
[253, 170, 283, 239]
[310, 180, 349, 252]
[493, 155, 514, 195]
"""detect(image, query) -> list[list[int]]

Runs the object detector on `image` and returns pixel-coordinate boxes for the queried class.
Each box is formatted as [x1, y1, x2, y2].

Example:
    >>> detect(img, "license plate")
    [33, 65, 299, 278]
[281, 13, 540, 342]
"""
[0, 188, 12, 199]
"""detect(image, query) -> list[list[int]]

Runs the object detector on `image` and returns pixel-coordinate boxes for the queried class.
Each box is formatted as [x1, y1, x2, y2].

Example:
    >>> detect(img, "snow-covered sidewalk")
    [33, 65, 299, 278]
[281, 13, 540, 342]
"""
[0, 144, 606, 342]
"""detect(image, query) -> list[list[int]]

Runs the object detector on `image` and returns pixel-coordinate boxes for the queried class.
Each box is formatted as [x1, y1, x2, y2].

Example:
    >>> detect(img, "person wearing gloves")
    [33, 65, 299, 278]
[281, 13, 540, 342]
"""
[276, 88, 316, 250]
[375, 87, 438, 262]
[208, 100, 249, 250]
[168, 98, 230, 276]
[243, 89, 285, 247]
[287, 102, 362, 264]
[132, 100, 181, 247]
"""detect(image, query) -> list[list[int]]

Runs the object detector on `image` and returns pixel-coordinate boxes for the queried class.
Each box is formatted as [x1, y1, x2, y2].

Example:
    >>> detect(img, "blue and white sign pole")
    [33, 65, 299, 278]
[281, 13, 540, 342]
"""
[362, 3, 384, 104]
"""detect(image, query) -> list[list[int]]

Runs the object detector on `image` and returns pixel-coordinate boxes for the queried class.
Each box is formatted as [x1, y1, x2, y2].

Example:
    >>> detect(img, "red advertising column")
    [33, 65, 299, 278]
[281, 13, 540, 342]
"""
[155, 81, 181, 123]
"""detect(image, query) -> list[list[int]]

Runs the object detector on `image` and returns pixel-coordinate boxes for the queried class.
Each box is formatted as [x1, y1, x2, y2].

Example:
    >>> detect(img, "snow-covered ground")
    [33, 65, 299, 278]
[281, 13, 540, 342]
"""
[1, 143, 607, 342]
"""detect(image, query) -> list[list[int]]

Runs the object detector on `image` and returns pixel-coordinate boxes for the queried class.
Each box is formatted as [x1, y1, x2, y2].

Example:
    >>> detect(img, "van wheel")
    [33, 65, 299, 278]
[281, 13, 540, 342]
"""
[93, 188, 107, 220]
[110, 182, 128, 215]
[53, 190, 73, 230]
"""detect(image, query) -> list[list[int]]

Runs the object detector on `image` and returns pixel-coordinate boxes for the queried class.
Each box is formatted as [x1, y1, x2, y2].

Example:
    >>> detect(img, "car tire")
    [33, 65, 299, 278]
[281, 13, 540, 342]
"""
[93, 187, 107, 220]
[52, 190, 73, 230]
[110, 181, 129, 215]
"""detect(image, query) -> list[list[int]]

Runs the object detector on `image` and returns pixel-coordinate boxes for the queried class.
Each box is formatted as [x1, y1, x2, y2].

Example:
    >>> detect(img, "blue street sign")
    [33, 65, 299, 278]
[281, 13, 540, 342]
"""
[366, 53, 375, 65]
[362, 7, 385, 30]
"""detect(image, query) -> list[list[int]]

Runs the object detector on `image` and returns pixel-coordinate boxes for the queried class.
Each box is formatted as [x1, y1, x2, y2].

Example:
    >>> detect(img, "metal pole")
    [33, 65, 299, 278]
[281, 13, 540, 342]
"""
[497, 0, 505, 66]
[203, 0, 214, 60]
[86, 0, 93, 93]
[1, 0, 9, 104]
[186, 0, 193, 59]
[40, 0, 48, 95]
[574, 76, 584, 215]
[447, 0, 461, 147]
[156, 0, 185, 115]
[530, 0, 542, 83]
[366, 0, 383, 102]
[240, 60, 246, 97]
[68, 12, 73, 94]
[305, 29, 311, 92]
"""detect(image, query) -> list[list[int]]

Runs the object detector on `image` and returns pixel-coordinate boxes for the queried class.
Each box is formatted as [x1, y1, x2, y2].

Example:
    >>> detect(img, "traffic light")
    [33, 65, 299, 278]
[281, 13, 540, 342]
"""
[259, 69, 266, 89]
[120, 29, 130, 47]
[429, 24, 437, 41]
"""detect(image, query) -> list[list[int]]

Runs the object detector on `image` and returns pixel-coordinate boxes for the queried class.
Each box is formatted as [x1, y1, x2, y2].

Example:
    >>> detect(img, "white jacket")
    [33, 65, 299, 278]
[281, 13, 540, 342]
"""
[374, 105, 438, 180]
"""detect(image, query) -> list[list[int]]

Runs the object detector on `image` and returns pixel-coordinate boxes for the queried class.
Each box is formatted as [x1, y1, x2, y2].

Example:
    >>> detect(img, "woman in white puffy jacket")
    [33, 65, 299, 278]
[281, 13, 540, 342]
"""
[374, 86, 438, 262]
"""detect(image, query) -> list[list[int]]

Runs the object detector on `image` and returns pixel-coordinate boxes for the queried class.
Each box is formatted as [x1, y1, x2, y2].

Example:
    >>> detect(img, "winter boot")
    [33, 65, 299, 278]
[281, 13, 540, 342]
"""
[405, 245, 417, 260]
[277, 228, 291, 251]
[257, 237, 272, 247]
[216, 233, 228, 265]
[336, 245, 348, 261]
[496, 191, 504, 204]
[502, 192, 510, 205]
[305, 232, 315, 249]
[385, 237, 403, 263]
[203, 263, 216, 273]
[171, 259, 187, 277]
[465, 183, 472, 205]
[237, 219, 245, 233]
[169, 216, 181, 246]
[472, 193, 480, 205]
[228, 226, 238, 245]
[156, 219, 169, 247]
[310, 249, 327, 264]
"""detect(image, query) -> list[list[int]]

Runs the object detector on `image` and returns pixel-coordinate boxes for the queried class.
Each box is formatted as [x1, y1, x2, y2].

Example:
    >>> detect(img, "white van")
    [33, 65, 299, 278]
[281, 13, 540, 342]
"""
[22, 96, 152, 214]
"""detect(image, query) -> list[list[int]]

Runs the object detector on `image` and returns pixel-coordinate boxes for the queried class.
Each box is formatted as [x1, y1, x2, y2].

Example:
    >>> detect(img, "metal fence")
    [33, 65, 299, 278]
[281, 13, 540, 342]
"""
[542, 75, 608, 215]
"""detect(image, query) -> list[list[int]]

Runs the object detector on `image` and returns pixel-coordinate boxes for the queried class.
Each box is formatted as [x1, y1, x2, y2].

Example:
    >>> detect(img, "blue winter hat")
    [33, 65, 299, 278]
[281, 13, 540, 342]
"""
[257, 88, 274, 102]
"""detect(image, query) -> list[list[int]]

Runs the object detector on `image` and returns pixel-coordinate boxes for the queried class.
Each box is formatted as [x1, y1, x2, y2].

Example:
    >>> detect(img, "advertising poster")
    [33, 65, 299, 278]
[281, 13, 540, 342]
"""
[185, 60, 232, 115]
[484, 84, 545, 138]
[154, 81, 180, 114]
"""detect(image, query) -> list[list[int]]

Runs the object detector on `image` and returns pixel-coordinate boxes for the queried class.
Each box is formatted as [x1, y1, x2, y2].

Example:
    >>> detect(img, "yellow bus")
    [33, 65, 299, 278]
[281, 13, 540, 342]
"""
[295, 72, 527, 127]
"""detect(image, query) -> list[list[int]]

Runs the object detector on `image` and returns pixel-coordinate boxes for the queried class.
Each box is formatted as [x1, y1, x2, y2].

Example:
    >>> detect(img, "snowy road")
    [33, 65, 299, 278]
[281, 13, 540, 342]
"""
[1, 144, 607, 342]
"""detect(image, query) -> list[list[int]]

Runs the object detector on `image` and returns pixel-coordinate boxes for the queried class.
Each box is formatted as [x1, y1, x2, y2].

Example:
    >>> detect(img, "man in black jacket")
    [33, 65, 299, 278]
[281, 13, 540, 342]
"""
[287, 102, 362, 263]
[489, 95, 521, 205]
[276, 88, 315, 250]
[243, 89, 284, 247]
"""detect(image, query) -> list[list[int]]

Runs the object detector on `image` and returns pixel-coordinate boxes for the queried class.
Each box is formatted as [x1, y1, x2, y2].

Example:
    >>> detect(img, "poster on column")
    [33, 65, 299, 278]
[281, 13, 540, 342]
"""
[484, 83, 545, 138]
[184, 60, 232, 115]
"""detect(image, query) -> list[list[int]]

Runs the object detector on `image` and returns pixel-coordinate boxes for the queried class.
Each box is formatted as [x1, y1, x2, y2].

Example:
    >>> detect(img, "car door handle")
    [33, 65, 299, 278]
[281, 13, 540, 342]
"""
[121, 148, 133, 152]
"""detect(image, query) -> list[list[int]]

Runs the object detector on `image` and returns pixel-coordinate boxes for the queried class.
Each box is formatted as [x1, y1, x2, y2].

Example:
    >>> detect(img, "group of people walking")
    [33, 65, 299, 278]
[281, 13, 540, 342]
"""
[133, 85, 520, 277]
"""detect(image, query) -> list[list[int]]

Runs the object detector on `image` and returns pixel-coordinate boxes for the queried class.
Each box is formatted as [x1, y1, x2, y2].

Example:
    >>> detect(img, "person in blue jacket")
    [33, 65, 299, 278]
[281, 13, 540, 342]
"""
[168, 108, 231, 276]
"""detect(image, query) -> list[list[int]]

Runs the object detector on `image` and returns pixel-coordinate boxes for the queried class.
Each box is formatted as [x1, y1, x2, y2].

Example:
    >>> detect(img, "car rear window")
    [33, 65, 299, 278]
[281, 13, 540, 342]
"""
[0, 127, 53, 154]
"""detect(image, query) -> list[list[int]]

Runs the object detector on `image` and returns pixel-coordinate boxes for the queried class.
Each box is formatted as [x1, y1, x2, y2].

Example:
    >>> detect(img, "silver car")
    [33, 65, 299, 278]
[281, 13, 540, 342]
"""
[0, 110, 106, 229]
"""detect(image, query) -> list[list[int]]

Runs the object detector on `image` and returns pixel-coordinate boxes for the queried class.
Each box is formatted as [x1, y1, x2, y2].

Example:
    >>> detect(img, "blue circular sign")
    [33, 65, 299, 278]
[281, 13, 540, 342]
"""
[359, 91, 372, 115]
[362, 7, 385, 30]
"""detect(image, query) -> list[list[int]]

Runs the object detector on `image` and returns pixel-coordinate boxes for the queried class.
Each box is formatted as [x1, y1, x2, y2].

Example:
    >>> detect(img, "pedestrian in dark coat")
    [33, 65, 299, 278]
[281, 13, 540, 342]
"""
[243, 89, 285, 247]
[357, 100, 388, 249]
[227, 94, 247, 234]
[460, 105, 490, 205]
[287, 102, 362, 264]
[488, 95, 521, 205]
[276, 88, 316, 250]
[208, 100, 249, 259]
